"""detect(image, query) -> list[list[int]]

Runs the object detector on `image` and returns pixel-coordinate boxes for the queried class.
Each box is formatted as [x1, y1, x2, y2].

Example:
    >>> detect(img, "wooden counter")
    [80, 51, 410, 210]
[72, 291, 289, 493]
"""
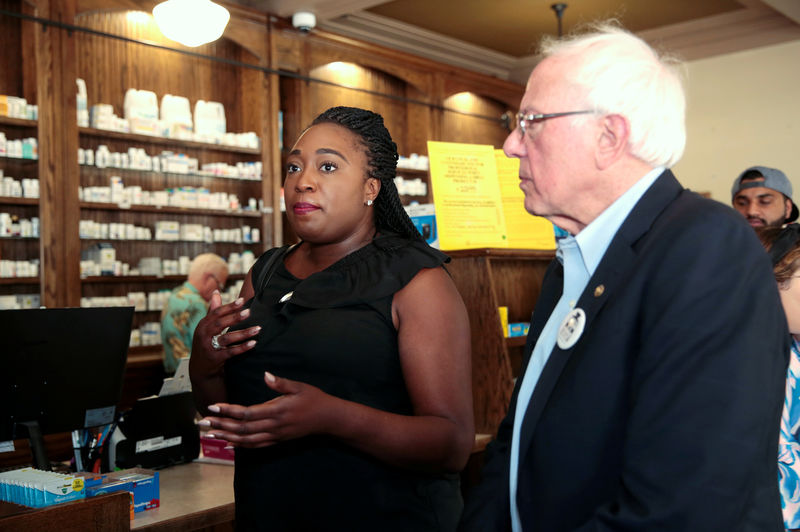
[2, 433, 492, 531]
[132, 461, 234, 531]
[132, 435, 492, 530]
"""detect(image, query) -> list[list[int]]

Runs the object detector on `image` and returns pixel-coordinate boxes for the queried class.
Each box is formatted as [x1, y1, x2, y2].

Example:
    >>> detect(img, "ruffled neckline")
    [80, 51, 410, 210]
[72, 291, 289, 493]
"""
[277, 233, 449, 308]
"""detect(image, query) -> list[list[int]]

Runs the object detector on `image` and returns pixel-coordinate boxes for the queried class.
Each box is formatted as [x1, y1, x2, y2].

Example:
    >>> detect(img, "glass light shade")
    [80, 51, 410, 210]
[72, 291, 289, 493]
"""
[153, 0, 230, 47]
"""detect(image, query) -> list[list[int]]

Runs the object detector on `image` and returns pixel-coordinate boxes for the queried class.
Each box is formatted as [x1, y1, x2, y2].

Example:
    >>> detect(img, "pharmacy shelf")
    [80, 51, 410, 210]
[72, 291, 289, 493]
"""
[79, 201, 263, 218]
[79, 238, 260, 245]
[0, 116, 37, 128]
[0, 276, 39, 285]
[395, 167, 429, 175]
[0, 196, 38, 206]
[81, 273, 246, 284]
[505, 336, 527, 348]
[0, 155, 37, 164]
[79, 127, 260, 155]
[79, 238, 261, 248]
[79, 164, 262, 182]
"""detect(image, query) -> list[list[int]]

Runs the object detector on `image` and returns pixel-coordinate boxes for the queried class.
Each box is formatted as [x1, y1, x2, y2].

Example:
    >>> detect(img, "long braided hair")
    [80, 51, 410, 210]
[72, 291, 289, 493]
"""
[311, 106, 422, 241]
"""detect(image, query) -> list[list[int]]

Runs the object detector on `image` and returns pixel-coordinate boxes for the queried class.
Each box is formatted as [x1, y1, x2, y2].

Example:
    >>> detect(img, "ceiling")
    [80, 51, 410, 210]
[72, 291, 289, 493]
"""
[232, 0, 800, 83]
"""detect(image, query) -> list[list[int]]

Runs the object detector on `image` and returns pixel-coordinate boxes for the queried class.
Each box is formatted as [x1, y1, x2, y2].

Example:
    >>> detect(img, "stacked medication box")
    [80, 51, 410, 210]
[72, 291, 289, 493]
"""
[0, 468, 86, 508]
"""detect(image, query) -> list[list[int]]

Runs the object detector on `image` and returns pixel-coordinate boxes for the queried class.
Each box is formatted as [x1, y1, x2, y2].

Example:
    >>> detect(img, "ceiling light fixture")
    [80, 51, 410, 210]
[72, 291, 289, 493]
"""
[152, 0, 230, 47]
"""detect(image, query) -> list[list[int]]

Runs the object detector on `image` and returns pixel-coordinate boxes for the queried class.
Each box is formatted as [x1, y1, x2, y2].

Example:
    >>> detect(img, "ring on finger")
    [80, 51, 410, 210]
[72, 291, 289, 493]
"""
[211, 334, 223, 350]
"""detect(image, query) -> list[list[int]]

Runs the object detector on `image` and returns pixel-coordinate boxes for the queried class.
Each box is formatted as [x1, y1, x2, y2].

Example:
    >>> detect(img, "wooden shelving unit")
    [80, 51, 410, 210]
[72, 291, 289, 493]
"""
[0, 106, 40, 302]
[447, 248, 554, 434]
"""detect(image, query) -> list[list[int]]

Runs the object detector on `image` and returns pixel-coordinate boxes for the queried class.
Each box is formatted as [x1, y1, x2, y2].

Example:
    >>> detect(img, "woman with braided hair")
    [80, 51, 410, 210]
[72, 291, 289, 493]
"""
[189, 106, 473, 531]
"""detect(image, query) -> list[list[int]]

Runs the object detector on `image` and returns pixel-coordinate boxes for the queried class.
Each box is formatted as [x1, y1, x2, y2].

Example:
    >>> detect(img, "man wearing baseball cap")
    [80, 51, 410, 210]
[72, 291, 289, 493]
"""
[732, 166, 798, 228]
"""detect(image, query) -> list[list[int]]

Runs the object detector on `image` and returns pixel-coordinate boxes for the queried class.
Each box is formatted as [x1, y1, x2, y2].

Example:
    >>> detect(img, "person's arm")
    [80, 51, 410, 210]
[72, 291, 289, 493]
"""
[199, 266, 475, 472]
[189, 269, 260, 415]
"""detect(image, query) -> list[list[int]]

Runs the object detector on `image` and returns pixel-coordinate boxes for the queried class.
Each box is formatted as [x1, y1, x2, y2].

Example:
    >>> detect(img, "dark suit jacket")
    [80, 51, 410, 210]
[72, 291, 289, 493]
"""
[460, 171, 789, 531]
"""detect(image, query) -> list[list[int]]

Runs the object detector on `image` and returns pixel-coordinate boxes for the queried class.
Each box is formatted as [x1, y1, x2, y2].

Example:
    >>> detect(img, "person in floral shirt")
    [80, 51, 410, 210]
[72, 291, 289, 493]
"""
[759, 224, 800, 530]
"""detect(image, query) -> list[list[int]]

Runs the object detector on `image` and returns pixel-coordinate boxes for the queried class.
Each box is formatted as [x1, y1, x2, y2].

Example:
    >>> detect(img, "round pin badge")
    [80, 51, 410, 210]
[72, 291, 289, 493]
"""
[557, 308, 586, 350]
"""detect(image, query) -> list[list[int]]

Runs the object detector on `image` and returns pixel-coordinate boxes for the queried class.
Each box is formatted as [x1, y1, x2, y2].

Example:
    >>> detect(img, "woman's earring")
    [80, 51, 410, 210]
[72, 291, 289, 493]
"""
[366, 199, 373, 206]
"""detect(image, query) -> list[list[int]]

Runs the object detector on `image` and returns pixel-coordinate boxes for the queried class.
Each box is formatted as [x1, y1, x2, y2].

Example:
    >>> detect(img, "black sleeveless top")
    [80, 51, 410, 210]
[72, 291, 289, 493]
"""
[225, 234, 462, 531]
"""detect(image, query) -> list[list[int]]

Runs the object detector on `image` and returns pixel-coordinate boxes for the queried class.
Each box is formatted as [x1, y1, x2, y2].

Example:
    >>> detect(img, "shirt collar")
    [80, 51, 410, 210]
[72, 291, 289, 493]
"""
[574, 166, 664, 275]
[184, 280, 200, 295]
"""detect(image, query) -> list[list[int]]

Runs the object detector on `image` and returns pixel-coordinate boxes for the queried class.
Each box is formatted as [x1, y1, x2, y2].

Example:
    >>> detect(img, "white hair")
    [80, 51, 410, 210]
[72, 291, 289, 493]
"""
[188, 253, 228, 279]
[540, 22, 687, 168]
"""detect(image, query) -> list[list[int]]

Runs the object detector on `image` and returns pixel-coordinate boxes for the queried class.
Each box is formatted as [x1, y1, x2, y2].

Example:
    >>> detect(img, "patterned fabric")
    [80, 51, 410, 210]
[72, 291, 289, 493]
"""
[781, 338, 800, 529]
[160, 281, 208, 373]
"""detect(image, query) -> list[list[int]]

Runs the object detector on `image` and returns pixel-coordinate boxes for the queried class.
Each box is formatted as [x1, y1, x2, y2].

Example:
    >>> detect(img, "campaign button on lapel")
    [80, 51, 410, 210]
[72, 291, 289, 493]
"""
[557, 308, 586, 350]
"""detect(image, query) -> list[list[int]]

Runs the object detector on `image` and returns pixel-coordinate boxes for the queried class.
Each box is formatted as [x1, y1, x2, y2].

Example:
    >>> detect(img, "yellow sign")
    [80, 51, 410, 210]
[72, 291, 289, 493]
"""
[494, 150, 555, 250]
[428, 141, 507, 250]
[427, 141, 555, 251]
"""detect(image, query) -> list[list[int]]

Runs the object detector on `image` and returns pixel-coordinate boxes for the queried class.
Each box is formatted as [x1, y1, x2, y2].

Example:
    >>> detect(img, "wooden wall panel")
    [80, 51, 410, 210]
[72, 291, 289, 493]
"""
[404, 92, 433, 155]
[238, 55, 274, 247]
[308, 62, 412, 155]
[441, 93, 512, 148]
[34, 0, 79, 308]
[20, 2, 38, 103]
[0, 2, 23, 97]
[307, 41, 434, 100]
[74, 12, 246, 131]
[442, 68, 525, 111]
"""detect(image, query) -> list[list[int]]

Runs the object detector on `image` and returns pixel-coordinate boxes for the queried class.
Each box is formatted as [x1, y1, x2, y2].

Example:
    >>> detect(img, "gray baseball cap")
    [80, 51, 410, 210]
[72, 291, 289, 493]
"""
[732, 165, 798, 223]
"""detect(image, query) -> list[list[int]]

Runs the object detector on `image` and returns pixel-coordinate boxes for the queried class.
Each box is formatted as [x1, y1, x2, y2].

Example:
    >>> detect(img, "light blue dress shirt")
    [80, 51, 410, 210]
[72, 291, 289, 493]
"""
[509, 166, 665, 531]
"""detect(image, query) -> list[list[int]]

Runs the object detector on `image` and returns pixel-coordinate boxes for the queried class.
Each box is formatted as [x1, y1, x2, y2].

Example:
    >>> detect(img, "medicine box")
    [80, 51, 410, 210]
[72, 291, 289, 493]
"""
[508, 322, 530, 337]
[404, 203, 438, 248]
[0, 468, 86, 509]
[84, 477, 134, 519]
[84, 468, 159, 515]
[200, 434, 235, 462]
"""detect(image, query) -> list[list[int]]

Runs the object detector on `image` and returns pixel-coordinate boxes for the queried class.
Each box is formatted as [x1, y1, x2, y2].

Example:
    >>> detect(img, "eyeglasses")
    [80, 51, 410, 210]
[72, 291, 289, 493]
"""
[516, 110, 593, 138]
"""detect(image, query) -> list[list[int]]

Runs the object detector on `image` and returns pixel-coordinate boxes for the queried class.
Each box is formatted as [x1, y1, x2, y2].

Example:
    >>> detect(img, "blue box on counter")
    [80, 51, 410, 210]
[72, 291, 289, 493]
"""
[84, 468, 159, 514]
[508, 322, 530, 337]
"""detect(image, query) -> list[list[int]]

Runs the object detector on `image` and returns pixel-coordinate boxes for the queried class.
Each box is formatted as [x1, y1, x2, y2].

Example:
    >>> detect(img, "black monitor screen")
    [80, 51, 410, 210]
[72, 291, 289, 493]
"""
[0, 307, 133, 442]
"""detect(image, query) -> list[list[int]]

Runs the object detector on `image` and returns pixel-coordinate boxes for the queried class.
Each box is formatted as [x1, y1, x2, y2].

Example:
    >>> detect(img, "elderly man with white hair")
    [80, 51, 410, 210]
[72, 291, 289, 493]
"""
[460, 23, 788, 531]
[161, 253, 228, 374]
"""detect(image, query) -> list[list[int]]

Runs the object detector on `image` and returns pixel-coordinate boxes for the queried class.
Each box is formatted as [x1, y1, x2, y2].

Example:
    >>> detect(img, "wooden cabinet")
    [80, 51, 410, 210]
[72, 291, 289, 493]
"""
[447, 248, 554, 435]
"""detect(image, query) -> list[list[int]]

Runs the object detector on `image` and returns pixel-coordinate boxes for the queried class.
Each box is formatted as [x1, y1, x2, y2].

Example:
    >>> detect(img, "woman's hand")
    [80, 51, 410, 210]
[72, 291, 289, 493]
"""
[190, 291, 260, 379]
[198, 372, 338, 448]
[189, 290, 261, 413]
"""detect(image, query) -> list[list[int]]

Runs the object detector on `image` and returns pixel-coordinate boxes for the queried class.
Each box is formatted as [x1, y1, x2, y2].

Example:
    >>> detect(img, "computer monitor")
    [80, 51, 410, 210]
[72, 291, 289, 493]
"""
[0, 306, 133, 469]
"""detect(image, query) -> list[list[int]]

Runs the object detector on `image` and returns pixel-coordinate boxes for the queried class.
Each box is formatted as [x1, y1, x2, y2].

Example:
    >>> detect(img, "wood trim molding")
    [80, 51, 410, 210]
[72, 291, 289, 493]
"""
[639, 0, 800, 61]
[319, 11, 519, 82]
